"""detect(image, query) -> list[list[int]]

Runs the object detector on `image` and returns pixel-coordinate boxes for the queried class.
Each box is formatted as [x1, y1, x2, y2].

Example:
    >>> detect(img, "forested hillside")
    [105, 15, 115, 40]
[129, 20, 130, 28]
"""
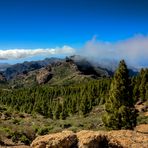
[0, 61, 147, 119]
[0, 79, 110, 119]
[0, 59, 147, 147]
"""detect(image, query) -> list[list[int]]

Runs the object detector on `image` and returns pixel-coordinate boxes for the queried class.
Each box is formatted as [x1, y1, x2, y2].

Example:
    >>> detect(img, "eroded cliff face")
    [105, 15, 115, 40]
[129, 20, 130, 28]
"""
[36, 65, 52, 84]
[31, 125, 148, 148]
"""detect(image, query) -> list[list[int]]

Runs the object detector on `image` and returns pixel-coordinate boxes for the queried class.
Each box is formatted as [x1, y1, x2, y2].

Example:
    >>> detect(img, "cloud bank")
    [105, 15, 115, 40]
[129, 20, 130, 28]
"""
[0, 35, 148, 67]
[81, 35, 148, 66]
[0, 45, 75, 60]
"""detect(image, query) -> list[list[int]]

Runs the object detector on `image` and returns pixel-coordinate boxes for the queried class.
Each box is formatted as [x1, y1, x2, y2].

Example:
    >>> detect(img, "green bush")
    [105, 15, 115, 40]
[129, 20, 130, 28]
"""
[137, 115, 148, 124]
[10, 132, 20, 143]
[37, 126, 53, 135]
[20, 135, 30, 145]
[12, 118, 21, 125]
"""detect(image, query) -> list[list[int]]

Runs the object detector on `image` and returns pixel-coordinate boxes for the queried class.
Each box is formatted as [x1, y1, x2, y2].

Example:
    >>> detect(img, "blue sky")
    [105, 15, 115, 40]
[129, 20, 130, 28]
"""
[0, 0, 148, 66]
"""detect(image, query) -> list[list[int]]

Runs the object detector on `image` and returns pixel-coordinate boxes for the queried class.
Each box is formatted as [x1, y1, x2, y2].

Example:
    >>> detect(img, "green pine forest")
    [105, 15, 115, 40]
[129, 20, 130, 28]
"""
[0, 61, 147, 126]
[0, 79, 110, 119]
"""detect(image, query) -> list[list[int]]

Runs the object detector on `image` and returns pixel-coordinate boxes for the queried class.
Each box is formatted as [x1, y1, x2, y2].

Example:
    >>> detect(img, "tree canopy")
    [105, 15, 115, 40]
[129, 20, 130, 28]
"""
[103, 60, 138, 129]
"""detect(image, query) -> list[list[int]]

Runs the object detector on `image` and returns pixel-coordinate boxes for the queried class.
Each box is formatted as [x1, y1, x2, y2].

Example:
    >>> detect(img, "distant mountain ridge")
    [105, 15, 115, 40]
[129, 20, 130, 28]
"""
[2, 57, 62, 80]
[0, 63, 11, 71]
[0, 55, 138, 87]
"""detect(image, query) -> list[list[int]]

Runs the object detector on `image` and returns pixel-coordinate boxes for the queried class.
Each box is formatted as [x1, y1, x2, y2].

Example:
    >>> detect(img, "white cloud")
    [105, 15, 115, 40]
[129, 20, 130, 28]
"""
[0, 35, 148, 67]
[80, 34, 148, 66]
[0, 45, 75, 60]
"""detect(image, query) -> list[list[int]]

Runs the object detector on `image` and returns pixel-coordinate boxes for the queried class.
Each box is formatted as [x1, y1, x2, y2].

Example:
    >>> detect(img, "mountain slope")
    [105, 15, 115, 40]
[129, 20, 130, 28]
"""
[9, 59, 110, 87]
[0, 55, 138, 87]
[0, 63, 11, 71]
[2, 58, 62, 80]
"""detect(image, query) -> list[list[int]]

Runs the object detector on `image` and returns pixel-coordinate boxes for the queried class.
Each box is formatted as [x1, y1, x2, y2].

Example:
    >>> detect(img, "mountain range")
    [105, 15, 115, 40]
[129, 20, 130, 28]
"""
[0, 55, 138, 87]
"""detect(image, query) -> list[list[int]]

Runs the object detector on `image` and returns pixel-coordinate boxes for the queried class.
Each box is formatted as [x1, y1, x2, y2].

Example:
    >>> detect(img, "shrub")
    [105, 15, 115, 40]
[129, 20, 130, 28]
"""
[37, 126, 53, 135]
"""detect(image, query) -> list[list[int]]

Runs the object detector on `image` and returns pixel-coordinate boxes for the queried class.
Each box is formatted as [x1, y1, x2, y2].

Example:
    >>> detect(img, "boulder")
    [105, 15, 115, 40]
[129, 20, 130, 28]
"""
[31, 130, 122, 148]
[77, 130, 122, 148]
[31, 130, 77, 148]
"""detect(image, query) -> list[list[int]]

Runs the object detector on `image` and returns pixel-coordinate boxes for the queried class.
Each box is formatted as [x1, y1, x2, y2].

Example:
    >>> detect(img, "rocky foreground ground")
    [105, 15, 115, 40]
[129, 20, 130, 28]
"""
[1, 124, 147, 148]
[31, 124, 148, 148]
[0, 124, 148, 148]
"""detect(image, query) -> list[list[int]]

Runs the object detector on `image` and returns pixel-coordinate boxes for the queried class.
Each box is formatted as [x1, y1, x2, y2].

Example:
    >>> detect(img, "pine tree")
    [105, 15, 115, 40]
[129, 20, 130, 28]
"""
[139, 69, 148, 101]
[102, 60, 137, 129]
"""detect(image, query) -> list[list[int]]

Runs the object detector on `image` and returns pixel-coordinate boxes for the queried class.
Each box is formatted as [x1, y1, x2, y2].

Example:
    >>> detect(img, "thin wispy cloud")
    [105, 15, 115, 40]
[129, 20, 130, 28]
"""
[80, 34, 148, 66]
[0, 46, 75, 60]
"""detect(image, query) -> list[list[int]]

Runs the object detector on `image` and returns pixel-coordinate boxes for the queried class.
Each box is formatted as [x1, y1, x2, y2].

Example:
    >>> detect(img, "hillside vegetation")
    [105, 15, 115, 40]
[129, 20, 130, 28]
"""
[0, 58, 147, 147]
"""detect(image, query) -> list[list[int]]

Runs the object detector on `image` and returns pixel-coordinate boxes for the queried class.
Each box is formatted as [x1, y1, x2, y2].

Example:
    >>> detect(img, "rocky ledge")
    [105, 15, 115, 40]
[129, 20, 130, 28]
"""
[31, 125, 148, 148]
[36, 65, 52, 84]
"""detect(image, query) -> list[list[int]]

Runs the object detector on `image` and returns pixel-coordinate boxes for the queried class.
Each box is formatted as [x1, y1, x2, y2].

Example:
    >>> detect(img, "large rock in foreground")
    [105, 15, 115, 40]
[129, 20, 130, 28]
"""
[31, 130, 122, 148]
[31, 127, 148, 148]
[77, 130, 122, 148]
[31, 130, 77, 148]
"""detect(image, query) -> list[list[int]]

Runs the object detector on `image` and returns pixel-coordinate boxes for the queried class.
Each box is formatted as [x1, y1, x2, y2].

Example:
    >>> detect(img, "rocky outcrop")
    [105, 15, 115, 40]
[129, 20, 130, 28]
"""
[31, 130, 77, 148]
[36, 65, 53, 84]
[107, 129, 148, 148]
[135, 124, 148, 134]
[67, 55, 110, 77]
[31, 128, 148, 148]
[77, 130, 122, 148]
[31, 130, 122, 148]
